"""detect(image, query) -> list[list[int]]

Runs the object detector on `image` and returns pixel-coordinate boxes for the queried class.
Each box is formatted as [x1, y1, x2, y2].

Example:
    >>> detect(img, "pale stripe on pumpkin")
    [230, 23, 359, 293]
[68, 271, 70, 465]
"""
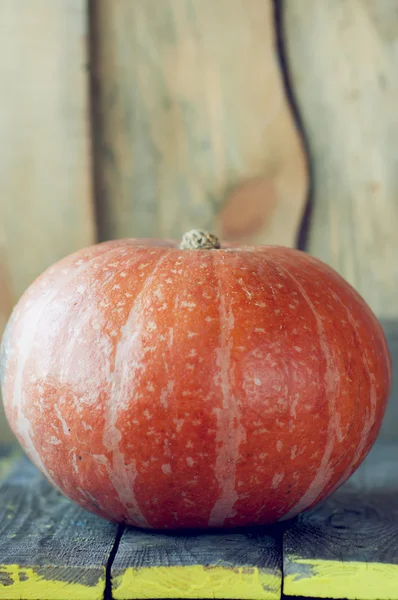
[12, 259, 98, 492]
[325, 290, 378, 496]
[208, 258, 246, 527]
[103, 252, 171, 528]
[276, 263, 340, 521]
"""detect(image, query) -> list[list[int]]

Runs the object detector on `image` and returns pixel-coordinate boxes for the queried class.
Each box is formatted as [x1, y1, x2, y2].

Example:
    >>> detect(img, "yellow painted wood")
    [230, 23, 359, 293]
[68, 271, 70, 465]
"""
[91, 0, 308, 247]
[284, 558, 398, 600]
[0, 564, 105, 600]
[284, 0, 398, 318]
[113, 565, 280, 600]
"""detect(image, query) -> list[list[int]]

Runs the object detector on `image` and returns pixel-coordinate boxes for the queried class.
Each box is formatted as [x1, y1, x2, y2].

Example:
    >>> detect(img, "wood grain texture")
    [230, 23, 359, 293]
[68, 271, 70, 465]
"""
[112, 525, 283, 599]
[0, 448, 118, 600]
[284, 0, 398, 318]
[0, 0, 95, 303]
[283, 440, 398, 599]
[90, 0, 308, 247]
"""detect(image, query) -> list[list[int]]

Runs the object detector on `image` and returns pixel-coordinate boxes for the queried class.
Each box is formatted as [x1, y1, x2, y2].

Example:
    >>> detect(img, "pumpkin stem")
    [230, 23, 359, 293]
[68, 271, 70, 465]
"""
[179, 230, 221, 250]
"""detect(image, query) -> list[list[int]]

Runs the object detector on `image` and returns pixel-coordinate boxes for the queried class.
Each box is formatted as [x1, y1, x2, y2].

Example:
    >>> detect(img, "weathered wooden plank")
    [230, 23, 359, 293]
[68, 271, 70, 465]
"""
[90, 0, 308, 247]
[361, 0, 398, 63]
[284, 0, 398, 318]
[0, 449, 118, 600]
[112, 524, 283, 599]
[0, 0, 95, 303]
[283, 440, 398, 600]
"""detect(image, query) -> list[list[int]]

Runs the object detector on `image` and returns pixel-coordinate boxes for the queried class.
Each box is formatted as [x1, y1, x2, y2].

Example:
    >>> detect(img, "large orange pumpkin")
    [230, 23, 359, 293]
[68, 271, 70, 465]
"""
[0, 231, 391, 529]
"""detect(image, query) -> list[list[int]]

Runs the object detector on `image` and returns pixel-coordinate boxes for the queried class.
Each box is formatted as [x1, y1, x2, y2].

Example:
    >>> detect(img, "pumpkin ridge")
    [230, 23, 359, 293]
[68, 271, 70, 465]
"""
[325, 288, 386, 496]
[5, 248, 119, 492]
[103, 250, 173, 528]
[208, 252, 246, 527]
[273, 258, 338, 520]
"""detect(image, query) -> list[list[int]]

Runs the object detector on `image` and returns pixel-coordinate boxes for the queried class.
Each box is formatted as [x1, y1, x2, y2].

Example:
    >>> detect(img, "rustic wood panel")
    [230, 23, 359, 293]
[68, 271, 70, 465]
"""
[284, 0, 398, 318]
[112, 525, 284, 599]
[0, 0, 95, 304]
[283, 440, 398, 599]
[0, 447, 118, 600]
[90, 0, 308, 247]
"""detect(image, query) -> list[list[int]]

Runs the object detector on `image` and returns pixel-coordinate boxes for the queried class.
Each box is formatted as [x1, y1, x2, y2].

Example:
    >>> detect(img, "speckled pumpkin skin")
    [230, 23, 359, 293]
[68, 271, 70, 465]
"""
[0, 239, 392, 529]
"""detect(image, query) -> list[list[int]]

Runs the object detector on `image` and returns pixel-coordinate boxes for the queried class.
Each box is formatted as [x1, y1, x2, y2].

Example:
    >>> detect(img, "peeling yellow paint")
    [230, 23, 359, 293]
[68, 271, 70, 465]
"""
[113, 564, 280, 599]
[0, 564, 105, 600]
[284, 557, 398, 600]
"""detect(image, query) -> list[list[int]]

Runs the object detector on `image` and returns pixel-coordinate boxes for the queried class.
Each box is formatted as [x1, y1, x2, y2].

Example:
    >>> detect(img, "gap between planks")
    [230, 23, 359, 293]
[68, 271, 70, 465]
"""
[104, 524, 126, 600]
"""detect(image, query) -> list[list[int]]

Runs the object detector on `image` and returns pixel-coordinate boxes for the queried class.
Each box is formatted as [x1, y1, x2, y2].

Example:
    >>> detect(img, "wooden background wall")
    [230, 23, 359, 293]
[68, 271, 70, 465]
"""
[0, 0, 397, 440]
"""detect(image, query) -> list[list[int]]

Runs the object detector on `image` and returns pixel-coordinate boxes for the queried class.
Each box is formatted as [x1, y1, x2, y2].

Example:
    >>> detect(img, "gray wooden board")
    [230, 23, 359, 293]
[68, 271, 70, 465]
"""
[0, 446, 118, 600]
[111, 525, 284, 599]
[283, 440, 398, 600]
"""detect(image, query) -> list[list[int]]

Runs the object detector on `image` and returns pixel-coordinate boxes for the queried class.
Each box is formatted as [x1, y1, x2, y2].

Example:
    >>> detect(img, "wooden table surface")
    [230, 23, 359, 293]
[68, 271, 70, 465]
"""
[0, 322, 397, 600]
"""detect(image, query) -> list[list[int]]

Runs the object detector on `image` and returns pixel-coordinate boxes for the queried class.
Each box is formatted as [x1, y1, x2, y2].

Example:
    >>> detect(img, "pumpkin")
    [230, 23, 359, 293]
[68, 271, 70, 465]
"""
[0, 230, 391, 529]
